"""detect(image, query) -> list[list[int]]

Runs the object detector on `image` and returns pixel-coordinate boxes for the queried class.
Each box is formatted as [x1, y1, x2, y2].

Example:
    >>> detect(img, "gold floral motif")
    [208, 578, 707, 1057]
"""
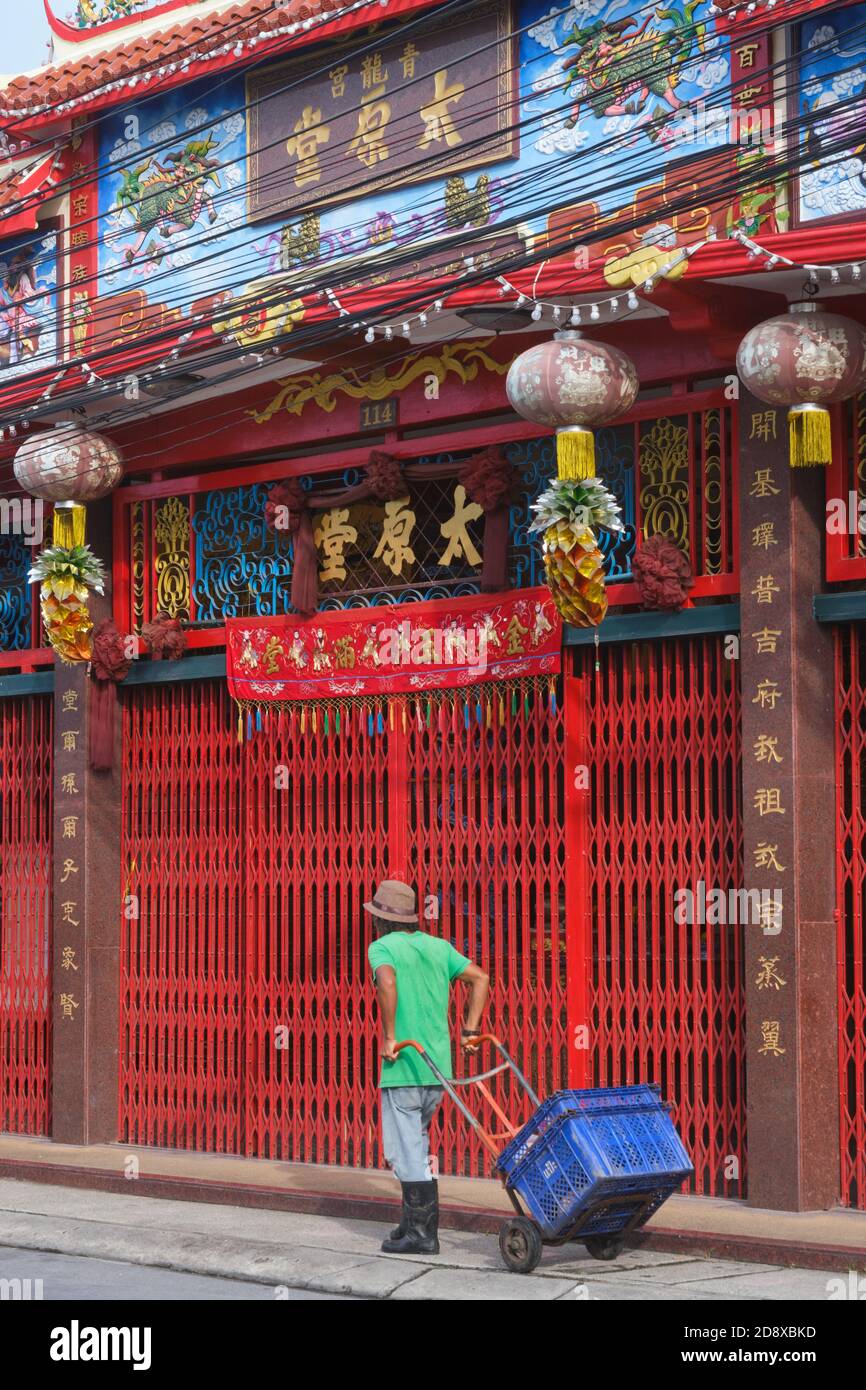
[131, 501, 145, 635]
[702, 409, 722, 576]
[154, 496, 191, 620]
[248, 340, 509, 424]
[856, 391, 866, 558]
[638, 415, 690, 551]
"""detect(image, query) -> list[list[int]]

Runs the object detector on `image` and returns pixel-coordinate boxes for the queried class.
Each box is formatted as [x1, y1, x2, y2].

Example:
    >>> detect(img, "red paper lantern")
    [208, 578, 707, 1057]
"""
[14, 421, 123, 502]
[506, 329, 639, 479]
[737, 301, 866, 466]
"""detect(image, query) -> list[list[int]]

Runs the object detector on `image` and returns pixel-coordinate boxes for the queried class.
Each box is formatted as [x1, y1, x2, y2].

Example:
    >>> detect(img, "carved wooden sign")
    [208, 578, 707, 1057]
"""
[246, 0, 515, 222]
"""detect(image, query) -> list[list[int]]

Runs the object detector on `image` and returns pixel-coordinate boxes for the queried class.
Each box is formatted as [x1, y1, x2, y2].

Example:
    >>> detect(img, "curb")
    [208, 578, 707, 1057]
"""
[1, 1156, 864, 1275]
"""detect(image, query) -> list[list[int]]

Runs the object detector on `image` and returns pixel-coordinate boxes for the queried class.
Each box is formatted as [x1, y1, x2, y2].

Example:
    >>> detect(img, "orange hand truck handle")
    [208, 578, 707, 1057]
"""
[394, 1034, 502, 1053]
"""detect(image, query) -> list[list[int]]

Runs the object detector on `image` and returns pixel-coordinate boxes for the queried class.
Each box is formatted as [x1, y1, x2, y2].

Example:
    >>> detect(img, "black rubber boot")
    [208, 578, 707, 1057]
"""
[389, 1177, 437, 1241]
[381, 1180, 439, 1255]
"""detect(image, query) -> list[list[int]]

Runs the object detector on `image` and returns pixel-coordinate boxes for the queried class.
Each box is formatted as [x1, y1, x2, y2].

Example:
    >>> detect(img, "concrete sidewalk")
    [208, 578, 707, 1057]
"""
[0, 1179, 849, 1301]
[2, 1132, 866, 1272]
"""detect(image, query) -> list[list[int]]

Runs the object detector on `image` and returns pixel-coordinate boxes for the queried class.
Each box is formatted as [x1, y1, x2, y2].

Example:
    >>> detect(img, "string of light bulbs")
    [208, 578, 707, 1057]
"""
[730, 227, 865, 283]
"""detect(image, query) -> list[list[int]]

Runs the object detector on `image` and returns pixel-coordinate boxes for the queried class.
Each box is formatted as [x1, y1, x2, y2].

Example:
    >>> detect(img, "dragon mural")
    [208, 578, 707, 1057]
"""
[562, 2, 708, 139]
[114, 137, 222, 265]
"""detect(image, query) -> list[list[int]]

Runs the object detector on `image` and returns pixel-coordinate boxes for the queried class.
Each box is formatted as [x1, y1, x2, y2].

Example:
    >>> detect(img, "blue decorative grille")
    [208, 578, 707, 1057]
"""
[192, 484, 292, 622]
[0, 533, 31, 650]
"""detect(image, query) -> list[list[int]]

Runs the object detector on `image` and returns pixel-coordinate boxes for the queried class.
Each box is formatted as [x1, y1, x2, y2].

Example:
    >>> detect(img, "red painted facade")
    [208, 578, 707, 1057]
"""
[1, 0, 865, 1219]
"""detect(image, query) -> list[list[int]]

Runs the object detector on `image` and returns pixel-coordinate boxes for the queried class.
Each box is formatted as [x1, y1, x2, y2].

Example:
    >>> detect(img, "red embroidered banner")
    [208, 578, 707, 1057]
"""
[226, 589, 561, 706]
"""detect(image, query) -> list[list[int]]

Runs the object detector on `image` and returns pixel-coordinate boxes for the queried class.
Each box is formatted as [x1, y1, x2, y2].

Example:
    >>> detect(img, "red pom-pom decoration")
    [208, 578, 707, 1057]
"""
[631, 535, 693, 611]
[459, 446, 516, 512]
[141, 611, 188, 661]
[366, 451, 406, 502]
[265, 478, 307, 533]
[91, 619, 132, 683]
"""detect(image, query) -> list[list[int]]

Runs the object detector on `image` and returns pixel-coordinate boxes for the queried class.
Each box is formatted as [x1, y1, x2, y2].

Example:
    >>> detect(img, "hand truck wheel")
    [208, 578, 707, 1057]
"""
[584, 1234, 624, 1261]
[499, 1215, 543, 1274]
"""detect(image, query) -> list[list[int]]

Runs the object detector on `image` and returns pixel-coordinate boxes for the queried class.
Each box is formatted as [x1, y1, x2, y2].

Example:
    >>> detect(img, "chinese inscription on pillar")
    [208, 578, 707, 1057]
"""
[739, 393, 795, 1077]
[53, 676, 86, 1034]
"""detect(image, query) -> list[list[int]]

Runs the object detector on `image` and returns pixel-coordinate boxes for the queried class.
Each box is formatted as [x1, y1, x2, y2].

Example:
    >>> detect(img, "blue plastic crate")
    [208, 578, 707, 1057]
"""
[497, 1086, 693, 1241]
[497, 1084, 665, 1178]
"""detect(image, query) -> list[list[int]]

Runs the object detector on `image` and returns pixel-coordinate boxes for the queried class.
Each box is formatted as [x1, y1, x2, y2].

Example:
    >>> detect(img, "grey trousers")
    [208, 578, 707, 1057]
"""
[380, 1085, 444, 1183]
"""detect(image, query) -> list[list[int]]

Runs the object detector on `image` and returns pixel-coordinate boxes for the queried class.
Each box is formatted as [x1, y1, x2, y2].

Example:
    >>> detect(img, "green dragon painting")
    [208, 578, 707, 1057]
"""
[562, 2, 708, 138]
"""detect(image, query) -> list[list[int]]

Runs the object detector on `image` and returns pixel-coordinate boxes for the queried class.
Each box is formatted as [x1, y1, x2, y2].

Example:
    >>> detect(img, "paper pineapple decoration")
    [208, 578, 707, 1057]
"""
[529, 477, 623, 628]
[29, 538, 107, 665]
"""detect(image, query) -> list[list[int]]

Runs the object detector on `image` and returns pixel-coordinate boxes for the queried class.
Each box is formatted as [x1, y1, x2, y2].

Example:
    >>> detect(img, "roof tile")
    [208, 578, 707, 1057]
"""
[0, 0, 353, 116]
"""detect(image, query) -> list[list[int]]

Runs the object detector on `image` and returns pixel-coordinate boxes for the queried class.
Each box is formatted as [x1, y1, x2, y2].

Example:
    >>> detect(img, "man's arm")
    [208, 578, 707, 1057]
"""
[456, 961, 490, 1052]
[374, 964, 399, 1063]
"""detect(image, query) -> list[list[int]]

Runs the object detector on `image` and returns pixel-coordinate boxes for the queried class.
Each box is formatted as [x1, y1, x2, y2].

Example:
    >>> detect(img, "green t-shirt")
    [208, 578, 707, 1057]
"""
[368, 931, 471, 1088]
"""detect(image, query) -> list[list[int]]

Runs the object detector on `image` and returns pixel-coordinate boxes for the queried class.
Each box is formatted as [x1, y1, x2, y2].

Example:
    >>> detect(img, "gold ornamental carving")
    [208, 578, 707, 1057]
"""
[248, 340, 509, 425]
[638, 416, 690, 551]
[154, 496, 191, 620]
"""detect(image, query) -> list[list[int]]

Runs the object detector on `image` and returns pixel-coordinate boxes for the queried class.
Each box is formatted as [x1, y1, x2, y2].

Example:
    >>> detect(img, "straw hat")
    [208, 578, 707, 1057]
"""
[364, 879, 419, 924]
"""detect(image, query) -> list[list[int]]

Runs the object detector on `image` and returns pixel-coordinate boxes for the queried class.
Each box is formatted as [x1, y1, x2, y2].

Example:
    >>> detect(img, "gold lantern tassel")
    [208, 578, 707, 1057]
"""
[52, 503, 87, 548]
[556, 425, 594, 480]
[789, 404, 831, 468]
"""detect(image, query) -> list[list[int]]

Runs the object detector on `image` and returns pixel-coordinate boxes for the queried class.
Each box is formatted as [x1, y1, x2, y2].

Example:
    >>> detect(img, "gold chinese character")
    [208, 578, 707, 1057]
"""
[61, 816, 78, 839]
[758, 1020, 785, 1056]
[61, 772, 79, 796]
[752, 522, 777, 550]
[263, 637, 285, 675]
[361, 53, 389, 89]
[753, 733, 782, 764]
[71, 230, 87, 249]
[505, 614, 529, 656]
[62, 690, 78, 712]
[752, 627, 782, 655]
[752, 574, 780, 605]
[758, 896, 783, 934]
[754, 787, 785, 816]
[736, 42, 759, 68]
[286, 106, 330, 188]
[329, 64, 348, 98]
[72, 195, 88, 217]
[60, 993, 80, 1020]
[401, 42, 420, 78]
[756, 956, 786, 991]
[374, 498, 417, 577]
[752, 679, 780, 710]
[754, 841, 785, 873]
[71, 264, 87, 283]
[61, 729, 79, 753]
[350, 88, 391, 168]
[438, 484, 483, 567]
[749, 411, 777, 442]
[750, 467, 780, 497]
[315, 508, 358, 584]
[61, 901, 80, 927]
[333, 636, 356, 669]
[419, 68, 465, 149]
[60, 858, 79, 883]
[736, 85, 763, 105]
[61, 946, 79, 973]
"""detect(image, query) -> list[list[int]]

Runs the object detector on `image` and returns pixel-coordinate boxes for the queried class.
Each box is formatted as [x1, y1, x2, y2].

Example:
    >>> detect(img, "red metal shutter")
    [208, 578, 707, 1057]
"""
[576, 637, 747, 1197]
[0, 695, 53, 1136]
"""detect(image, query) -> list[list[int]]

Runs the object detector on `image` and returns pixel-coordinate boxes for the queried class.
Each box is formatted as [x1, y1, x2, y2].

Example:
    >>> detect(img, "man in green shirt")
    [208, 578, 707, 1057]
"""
[366, 878, 490, 1256]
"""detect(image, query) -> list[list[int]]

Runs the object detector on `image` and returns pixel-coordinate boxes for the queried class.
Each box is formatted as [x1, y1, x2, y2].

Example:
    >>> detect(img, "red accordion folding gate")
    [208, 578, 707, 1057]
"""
[577, 636, 747, 1197]
[834, 625, 866, 1209]
[119, 641, 746, 1193]
[0, 695, 53, 1136]
[119, 679, 569, 1171]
